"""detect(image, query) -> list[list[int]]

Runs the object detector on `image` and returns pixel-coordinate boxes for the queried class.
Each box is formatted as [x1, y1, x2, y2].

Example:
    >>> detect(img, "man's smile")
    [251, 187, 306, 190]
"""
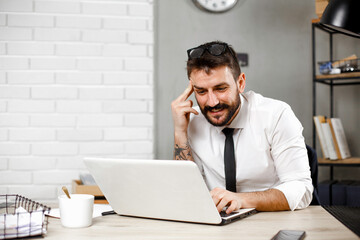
[205, 103, 228, 118]
[210, 108, 223, 113]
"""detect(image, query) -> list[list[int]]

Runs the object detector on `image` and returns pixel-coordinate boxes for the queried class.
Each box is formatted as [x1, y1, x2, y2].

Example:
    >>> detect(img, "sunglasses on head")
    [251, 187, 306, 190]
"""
[187, 43, 236, 60]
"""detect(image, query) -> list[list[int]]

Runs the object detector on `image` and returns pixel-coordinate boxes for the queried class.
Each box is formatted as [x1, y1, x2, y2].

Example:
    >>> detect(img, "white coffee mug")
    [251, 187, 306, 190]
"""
[59, 194, 94, 228]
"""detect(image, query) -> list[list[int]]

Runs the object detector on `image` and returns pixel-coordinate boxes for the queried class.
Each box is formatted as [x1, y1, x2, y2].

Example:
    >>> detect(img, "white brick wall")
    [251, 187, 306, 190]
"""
[0, 28, 32, 40]
[9, 157, 57, 170]
[35, 1, 81, 14]
[8, 72, 55, 84]
[0, 0, 33, 12]
[8, 14, 54, 27]
[83, 2, 127, 16]
[0, 57, 29, 70]
[0, 0, 154, 200]
[34, 28, 81, 41]
[0, 14, 5, 26]
[8, 42, 54, 55]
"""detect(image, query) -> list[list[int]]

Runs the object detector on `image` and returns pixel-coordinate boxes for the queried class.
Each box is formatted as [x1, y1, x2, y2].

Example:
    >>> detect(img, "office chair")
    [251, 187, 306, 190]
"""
[306, 144, 321, 205]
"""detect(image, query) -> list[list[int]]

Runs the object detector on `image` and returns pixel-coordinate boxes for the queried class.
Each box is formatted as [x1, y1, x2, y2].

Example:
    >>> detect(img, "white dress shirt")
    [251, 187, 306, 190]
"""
[188, 91, 313, 210]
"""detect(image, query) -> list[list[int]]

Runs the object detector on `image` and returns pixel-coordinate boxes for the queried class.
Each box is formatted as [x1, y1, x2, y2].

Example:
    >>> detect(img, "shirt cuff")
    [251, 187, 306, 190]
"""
[274, 180, 313, 211]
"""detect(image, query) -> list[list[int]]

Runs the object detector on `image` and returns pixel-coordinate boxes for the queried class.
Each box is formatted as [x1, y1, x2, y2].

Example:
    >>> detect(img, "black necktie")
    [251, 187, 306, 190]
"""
[222, 128, 236, 192]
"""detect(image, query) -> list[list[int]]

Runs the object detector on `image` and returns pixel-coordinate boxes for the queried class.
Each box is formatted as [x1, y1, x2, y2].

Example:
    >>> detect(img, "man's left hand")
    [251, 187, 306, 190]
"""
[210, 187, 242, 214]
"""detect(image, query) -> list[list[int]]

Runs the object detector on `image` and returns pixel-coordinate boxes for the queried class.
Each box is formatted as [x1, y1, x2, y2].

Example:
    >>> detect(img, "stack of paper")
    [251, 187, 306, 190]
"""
[0, 207, 47, 239]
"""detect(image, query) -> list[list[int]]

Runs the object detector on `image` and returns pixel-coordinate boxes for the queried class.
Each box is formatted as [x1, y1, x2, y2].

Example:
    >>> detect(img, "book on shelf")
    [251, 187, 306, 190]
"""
[329, 118, 351, 159]
[321, 122, 338, 160]
[313, 115, 329, 159]
[327, 118, 342, 159]
[313, 115, 351, 160]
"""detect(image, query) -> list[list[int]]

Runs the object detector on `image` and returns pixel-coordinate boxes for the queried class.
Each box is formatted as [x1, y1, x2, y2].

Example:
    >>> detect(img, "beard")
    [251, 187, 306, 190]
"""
[199, 94, 241, 127]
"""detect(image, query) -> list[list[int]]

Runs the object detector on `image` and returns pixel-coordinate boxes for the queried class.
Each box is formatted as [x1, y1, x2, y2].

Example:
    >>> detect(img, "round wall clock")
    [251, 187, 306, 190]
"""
[192, 0, 238, 13]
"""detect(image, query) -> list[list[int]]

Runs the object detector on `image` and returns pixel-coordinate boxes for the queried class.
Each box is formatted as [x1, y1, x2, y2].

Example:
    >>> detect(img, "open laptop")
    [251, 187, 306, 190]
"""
[83, 158, 257, 225]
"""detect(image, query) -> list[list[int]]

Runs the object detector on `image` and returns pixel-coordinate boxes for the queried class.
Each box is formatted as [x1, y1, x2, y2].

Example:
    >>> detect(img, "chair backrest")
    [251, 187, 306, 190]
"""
[306, 144, 321, 205]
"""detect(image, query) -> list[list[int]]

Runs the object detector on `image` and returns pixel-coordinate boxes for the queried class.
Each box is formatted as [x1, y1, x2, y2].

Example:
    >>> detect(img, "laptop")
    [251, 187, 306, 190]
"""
[83, 158, 257, 225]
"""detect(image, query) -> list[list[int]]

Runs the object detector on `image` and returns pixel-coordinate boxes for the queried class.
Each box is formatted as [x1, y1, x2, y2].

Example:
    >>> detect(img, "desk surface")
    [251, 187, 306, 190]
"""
[39, 206, 358, 240]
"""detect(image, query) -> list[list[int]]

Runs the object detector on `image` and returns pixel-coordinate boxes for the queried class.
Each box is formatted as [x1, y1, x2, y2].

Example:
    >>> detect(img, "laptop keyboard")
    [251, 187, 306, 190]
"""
[220, 211, 238, 218]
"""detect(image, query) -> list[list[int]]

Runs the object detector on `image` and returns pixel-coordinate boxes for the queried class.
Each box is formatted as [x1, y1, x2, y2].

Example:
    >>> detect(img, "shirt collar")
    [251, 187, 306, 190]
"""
[215, 93, 248, 133]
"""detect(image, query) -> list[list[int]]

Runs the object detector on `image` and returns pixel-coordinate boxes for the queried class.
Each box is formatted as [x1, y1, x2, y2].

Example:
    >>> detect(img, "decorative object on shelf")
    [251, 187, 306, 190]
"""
[320, 0, 360, 38]
[192, 0, 238, 13]
[332, 54, 357, 69]
[318, 55, 359, 75]
[318, 61, 340, 75]
[0, 194, 51, 239]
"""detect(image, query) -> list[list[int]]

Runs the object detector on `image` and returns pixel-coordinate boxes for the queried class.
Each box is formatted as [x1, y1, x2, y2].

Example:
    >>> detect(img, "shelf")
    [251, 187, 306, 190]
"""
[312, 21, 341, 35]
[312, 19, 360, 182]
[312, 20, 360, 39]
[315, 72, 360, 85]
[316, 72, 360, 80]
[318, 157, 360, 166]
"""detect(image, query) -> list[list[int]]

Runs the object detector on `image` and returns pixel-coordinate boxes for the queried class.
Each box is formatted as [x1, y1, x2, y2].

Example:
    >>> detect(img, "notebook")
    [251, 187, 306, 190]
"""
[83, 158, 257, 225]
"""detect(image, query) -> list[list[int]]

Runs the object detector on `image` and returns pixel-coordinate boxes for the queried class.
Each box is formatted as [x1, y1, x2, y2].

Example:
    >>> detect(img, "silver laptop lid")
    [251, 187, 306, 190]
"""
[84, 158, 223, 224]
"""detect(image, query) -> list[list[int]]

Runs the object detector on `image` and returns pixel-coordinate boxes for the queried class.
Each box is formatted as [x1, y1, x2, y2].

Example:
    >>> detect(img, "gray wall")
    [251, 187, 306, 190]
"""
[154, 0, 360, 181]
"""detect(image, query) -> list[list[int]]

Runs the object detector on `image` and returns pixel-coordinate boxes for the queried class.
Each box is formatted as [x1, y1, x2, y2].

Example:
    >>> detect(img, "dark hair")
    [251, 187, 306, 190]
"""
[186, 41, 241, 81]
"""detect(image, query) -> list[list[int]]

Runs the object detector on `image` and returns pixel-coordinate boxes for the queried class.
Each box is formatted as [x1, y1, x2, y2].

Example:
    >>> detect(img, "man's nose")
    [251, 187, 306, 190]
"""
[207, 92, 219, 107]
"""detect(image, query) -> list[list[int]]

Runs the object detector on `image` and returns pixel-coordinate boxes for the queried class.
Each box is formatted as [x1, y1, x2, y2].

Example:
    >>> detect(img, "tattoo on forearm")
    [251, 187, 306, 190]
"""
[174, 143, 192, 160]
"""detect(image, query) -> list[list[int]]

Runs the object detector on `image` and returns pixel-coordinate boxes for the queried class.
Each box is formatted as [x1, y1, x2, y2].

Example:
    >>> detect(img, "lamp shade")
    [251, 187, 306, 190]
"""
[320, 0, 360, 38]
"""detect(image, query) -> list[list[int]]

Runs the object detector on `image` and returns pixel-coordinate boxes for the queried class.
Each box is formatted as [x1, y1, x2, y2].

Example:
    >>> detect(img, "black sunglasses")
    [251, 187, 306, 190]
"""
[187, 43, 236, 60]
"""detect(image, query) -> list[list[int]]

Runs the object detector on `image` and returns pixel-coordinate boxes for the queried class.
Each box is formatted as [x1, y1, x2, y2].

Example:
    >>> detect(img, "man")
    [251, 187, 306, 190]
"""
[171, 41, 313, 214]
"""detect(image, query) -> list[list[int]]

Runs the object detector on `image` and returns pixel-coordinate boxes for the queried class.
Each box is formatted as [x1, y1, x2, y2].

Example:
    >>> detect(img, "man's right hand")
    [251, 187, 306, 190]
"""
[171, 82, 199, 137]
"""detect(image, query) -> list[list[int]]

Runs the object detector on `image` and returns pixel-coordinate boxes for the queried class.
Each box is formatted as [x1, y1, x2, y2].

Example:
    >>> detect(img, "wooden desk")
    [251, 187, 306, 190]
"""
[36, 206, 358, 240]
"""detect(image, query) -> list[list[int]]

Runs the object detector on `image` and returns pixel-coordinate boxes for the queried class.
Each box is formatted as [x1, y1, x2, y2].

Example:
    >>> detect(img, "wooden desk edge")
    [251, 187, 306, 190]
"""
[41, 206, 359, 240]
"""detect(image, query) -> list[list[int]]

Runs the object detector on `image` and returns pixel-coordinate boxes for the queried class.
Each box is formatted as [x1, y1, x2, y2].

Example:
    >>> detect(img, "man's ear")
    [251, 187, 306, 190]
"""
[237, 73, 246, 93]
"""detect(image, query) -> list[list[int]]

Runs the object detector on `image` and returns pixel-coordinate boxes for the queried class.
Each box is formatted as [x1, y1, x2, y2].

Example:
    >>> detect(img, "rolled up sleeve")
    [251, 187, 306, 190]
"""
[270, 106, 313, 210]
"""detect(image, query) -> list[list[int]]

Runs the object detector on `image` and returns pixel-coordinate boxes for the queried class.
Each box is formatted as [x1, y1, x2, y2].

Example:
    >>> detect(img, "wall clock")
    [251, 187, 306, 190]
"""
[192, 0, 238, 13]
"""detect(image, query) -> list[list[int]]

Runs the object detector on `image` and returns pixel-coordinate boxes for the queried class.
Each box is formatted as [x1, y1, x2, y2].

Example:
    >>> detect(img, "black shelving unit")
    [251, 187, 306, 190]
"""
[311, 20, 360, 181]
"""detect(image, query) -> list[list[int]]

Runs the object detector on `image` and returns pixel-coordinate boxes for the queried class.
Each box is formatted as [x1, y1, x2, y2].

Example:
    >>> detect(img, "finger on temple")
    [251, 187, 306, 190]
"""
[177, 82, 193, 102]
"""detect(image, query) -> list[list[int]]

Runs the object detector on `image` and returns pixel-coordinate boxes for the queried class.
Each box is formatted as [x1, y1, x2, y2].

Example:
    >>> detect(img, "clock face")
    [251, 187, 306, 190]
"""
[193, 0, 238, 13]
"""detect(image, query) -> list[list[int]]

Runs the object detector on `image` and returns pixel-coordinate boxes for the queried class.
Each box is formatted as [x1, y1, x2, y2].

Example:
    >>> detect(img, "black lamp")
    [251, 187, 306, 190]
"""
[320, 0, 360, 38]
